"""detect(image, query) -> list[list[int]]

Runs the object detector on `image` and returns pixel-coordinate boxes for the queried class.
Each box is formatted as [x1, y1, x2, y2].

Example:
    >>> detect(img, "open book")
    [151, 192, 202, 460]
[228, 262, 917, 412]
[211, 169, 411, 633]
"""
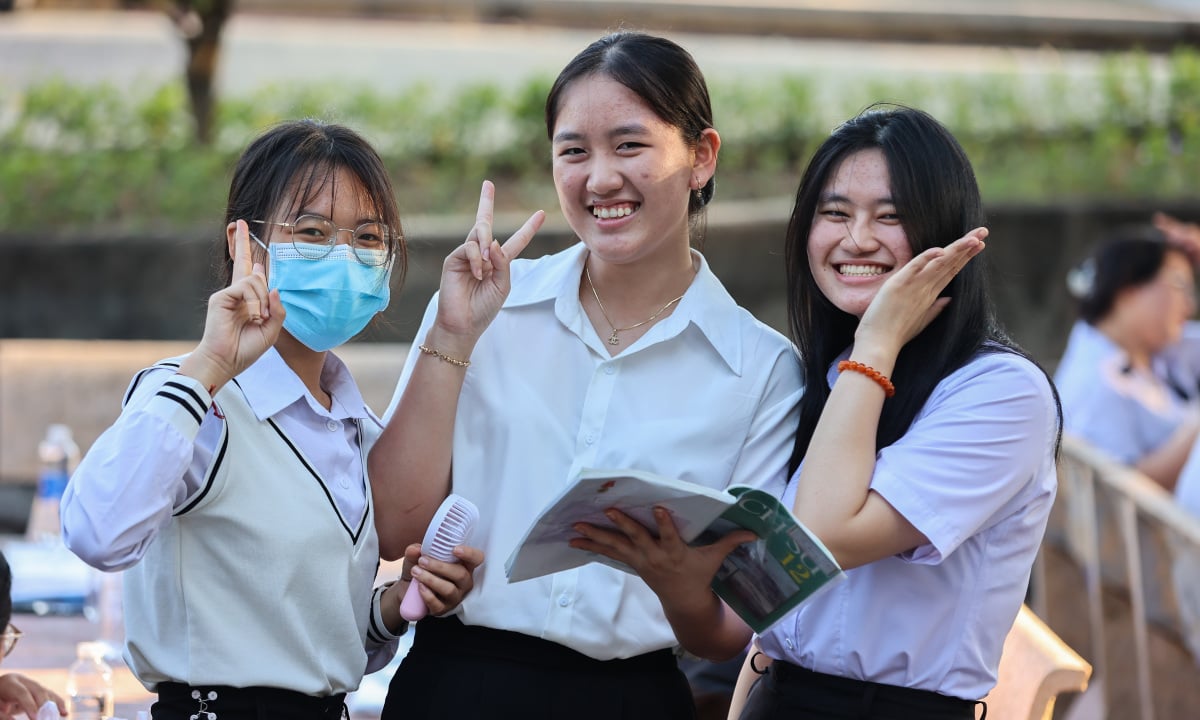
[504, 468, 844, 633]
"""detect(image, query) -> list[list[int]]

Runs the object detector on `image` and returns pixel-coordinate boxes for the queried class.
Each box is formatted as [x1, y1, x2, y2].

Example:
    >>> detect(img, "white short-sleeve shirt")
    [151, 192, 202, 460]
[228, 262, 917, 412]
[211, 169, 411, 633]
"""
[756, 349, 1059, 701]
[1055, 320, 1200, 465]
[383, 242, 803, 660]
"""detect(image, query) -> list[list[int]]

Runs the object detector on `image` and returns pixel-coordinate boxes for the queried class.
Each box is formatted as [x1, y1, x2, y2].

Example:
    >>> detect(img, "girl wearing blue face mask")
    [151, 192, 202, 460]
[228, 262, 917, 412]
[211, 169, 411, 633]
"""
[61, 119, 484, 720]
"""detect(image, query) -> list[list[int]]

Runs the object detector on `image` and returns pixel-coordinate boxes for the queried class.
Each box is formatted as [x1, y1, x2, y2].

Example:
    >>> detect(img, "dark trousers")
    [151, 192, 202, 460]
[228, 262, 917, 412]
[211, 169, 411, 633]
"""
[380, 615, 697, 720]
[153, 682, 347, 720]
[738, 660, 984, 720]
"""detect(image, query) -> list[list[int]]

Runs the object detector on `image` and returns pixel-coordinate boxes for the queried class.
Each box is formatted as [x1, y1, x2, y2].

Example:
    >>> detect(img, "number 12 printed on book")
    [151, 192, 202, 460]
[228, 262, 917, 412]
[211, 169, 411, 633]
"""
[503, 468, 844, 633]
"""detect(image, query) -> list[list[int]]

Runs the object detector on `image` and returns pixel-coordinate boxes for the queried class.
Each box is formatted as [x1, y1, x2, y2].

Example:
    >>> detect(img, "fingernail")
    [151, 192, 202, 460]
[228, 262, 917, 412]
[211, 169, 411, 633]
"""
[411, 566, 423, 578]
[418, 557, 429, 567]
[604, 510, 618, 521]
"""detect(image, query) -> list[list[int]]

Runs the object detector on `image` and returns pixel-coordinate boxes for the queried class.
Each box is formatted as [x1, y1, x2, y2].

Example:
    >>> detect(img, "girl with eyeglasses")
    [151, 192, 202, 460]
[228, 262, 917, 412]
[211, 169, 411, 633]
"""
[368, 31, 802, 720]
[61, 120, 484, 720]
[1, 550, 68, 719]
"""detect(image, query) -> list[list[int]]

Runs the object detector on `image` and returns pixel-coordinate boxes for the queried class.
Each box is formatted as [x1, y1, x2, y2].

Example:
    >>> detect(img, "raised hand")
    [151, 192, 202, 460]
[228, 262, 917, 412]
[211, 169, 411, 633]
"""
[431, 181, 545, 352]
[1153, 212, 1200, 267]
[854, 228, 987, 359]
[179, 219, 286, 393]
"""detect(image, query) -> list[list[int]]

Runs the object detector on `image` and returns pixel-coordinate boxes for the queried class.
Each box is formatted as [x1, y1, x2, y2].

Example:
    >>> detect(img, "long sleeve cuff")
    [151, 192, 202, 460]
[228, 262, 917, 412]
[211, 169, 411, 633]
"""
[368, 581, 408, 644]
[147, 373, 213, 436]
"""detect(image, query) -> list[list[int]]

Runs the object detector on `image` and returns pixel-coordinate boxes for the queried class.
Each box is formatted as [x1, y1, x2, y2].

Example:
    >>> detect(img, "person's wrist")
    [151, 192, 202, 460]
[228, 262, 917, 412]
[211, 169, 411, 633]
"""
[178, 350, 234, 395]
[423, 325, 477, 364]
[846, 344, 898, 378]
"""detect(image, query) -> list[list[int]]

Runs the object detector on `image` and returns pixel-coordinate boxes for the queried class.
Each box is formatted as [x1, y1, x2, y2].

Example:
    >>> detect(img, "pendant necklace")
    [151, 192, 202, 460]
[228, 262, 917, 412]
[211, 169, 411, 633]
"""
[584, 265, 685, 346]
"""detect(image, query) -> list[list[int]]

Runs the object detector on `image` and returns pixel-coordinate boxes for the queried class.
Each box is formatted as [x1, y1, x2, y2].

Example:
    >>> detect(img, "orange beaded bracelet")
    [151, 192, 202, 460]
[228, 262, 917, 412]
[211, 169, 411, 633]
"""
[837, 360, 896, 398]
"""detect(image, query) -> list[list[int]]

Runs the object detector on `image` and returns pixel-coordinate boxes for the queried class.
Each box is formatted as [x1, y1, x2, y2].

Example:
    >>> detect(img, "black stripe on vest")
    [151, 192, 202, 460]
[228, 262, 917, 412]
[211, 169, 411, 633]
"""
[174, 420, 227, 517]
[265, 417, 363, 543]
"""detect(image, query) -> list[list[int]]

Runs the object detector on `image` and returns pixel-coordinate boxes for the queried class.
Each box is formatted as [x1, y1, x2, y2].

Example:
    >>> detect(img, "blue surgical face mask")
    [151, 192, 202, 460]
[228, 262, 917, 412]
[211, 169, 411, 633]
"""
[262, 242, 391, 352]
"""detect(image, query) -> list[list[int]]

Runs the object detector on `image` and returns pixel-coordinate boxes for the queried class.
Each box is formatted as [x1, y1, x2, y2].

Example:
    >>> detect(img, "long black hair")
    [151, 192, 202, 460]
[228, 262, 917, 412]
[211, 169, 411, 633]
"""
[786, 105, 1061, 472]
[1, 550, 11, 631]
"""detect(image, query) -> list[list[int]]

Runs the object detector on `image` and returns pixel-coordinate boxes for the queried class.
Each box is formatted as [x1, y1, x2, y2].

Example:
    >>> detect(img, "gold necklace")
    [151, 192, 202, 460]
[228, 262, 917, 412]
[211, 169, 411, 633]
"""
[584, 265, 685, 346]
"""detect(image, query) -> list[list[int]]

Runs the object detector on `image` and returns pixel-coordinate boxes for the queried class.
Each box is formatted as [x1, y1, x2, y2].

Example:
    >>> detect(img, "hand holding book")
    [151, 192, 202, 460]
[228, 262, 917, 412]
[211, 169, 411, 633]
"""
[569, 504, 757, 618]
[504, 468, 844, 634]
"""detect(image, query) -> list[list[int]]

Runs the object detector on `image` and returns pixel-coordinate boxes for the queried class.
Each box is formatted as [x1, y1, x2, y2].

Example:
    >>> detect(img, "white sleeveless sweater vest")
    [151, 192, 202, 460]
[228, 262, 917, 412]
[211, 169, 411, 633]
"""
[122, 373, 381, 695]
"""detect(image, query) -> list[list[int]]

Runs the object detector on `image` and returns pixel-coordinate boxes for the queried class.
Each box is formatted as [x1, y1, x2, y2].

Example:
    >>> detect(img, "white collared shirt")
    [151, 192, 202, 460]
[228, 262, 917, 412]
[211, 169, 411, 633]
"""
[384, 242, 803, 660]
[1055, 320, 1200, 465]
[757, 350, 1059, 700]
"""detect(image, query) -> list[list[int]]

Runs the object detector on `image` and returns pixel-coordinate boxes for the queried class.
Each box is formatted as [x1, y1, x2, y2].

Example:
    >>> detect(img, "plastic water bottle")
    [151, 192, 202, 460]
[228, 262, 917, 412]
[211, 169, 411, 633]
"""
[66, 641, 114, 720]
[26, 423, 80, 543]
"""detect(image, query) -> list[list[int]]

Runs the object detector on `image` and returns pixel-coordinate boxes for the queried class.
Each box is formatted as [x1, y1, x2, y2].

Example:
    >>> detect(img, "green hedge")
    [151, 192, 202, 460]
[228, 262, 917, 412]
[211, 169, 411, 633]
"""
[4, 48, 1200, 234]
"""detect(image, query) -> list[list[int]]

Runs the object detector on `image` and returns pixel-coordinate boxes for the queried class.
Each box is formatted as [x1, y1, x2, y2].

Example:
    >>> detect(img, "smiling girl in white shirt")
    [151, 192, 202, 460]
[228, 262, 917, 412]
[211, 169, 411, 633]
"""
[368, 32, 803, 720]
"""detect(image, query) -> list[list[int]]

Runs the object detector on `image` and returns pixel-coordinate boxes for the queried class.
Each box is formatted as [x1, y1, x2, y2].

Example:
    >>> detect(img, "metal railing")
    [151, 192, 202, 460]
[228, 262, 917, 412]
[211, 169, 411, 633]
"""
[1041, 435, 1200, 720]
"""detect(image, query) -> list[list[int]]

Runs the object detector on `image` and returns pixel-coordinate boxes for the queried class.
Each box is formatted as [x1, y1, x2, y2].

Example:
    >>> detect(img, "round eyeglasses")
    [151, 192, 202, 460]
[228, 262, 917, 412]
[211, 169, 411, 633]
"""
[250, 215, 396, 267]
[1, 623, 21, 658]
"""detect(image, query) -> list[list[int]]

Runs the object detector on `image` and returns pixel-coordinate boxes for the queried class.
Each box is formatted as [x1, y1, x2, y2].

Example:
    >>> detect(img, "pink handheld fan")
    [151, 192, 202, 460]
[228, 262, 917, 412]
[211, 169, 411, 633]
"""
[399, 493, 480, 622]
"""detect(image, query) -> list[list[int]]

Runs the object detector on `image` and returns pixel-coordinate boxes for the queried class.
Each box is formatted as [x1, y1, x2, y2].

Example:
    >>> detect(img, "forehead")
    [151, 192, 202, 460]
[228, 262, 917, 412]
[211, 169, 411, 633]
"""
[824, 148, 891, 197]
[278, 165, 374, 217]
[1161, 249, 1195, 277]
[552, 74, 676, 137]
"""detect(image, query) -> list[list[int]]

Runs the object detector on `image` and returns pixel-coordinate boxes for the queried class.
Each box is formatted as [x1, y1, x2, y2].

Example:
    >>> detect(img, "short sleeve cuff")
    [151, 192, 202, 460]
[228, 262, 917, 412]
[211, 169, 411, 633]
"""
[368, 581, 408, 644]
[870, 468, 956, 566]
[143, 373, 212, 437]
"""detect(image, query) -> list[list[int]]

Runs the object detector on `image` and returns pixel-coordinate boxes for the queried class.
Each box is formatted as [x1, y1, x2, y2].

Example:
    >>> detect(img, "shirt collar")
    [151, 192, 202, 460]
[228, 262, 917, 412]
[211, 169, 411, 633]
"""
[503, 242, 745, 375]
[234, 346, 378, 426]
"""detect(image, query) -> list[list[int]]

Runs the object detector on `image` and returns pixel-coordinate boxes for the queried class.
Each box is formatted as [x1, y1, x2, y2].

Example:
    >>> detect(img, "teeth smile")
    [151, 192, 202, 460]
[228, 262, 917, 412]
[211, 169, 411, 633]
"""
[838, 264, 887, 277]
[592, 204, 638, 219]
[840, 262, 888, 277]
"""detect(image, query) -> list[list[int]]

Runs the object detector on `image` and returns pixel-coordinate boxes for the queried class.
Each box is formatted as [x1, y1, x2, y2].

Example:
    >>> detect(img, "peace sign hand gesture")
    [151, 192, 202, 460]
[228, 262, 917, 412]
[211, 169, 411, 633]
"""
[179, 219, 286, 394]
[429, 181, 545, 357]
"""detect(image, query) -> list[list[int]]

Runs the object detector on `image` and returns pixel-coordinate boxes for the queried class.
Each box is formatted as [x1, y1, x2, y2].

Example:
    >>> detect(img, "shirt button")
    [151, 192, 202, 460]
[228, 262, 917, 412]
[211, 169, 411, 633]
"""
[585, 434, 596, 445]
[558, 595, 571, 607]
[604, 366, 615, 375]
[326, 420, 341, 432]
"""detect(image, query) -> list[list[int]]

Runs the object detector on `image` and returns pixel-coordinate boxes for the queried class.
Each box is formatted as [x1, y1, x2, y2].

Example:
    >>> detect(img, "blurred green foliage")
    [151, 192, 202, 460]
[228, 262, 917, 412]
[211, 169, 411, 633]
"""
[4, 48, 1200, 235]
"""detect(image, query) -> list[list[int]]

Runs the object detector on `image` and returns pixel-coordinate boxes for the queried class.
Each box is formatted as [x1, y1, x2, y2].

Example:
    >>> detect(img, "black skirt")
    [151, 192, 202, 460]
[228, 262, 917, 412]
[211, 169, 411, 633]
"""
[153, 682, 346, 720]
[379, 615, 696, 720]
[738, 659, 984, 720]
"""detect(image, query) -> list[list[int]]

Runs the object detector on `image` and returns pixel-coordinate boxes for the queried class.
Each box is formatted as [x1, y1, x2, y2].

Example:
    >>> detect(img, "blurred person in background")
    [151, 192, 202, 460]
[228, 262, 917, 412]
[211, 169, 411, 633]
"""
[1055, 217, 1200, 491]
[0, 550, 68, 720]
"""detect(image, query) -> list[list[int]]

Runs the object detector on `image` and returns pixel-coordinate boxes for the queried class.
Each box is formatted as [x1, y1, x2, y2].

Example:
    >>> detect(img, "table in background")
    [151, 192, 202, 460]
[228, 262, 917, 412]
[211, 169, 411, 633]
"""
[5, 612, 152, 719]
